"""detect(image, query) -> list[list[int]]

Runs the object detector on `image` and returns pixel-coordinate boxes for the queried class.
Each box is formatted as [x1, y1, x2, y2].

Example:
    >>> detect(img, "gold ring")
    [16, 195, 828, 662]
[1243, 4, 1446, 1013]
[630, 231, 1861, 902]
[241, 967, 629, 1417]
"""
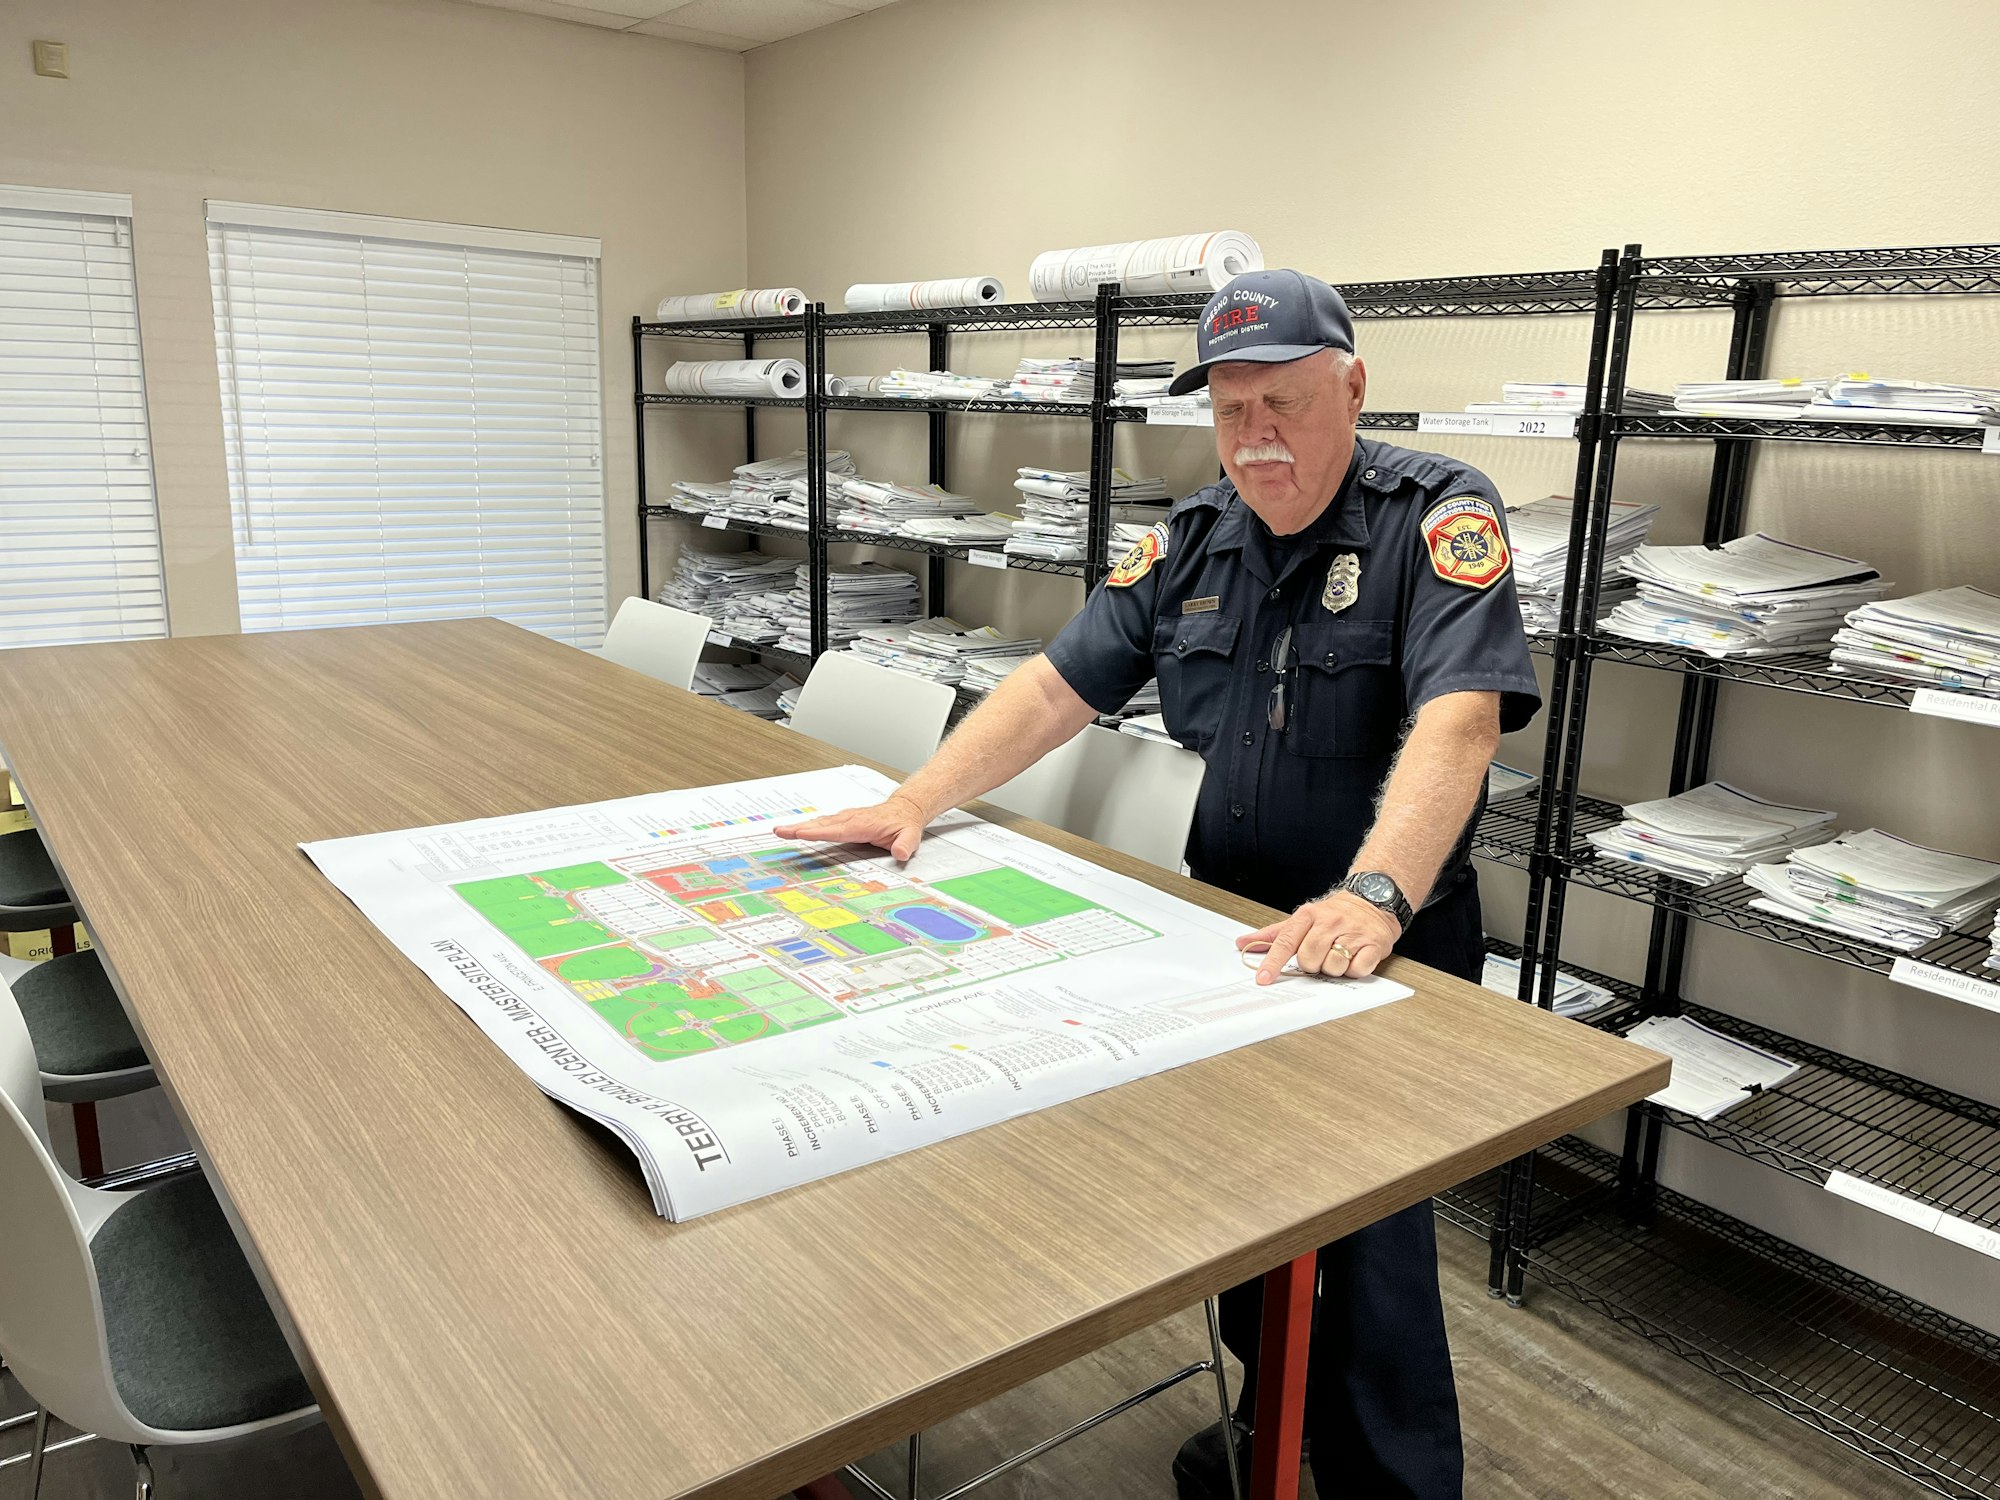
[1330, 942, 1354, 961]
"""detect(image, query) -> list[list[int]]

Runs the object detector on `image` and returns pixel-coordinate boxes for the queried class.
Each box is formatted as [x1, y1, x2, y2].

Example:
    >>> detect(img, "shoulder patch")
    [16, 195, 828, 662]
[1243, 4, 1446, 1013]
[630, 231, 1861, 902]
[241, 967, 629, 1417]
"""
[1106, 522, 1169, 588]
[1420, 494, 1511, 589]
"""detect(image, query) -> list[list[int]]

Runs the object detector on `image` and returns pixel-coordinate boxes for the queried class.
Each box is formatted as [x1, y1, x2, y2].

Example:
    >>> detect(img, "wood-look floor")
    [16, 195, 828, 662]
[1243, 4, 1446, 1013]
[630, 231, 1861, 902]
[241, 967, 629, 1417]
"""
[2, 1220, 1928, 1500]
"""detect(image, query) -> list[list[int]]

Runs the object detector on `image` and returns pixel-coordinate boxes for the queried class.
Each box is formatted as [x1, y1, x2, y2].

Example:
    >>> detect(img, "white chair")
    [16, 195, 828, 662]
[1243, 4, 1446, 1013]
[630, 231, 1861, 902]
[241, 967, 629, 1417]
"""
[984, 724, 1207, 871]
[786, 653, 957, 772]
[600, 597, 712, 691]
[0, 982, 318, 1498]
[0, 950, 155, 1109]
[0, 827, 75, 936]
[891, 724, 1237, 1500]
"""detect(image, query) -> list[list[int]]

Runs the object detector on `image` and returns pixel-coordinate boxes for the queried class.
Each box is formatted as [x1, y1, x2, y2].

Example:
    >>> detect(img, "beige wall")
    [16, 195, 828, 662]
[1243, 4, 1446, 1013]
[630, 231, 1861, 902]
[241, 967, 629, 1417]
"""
[742, 0, 2000, 1332]
[0, 0, 749, 635]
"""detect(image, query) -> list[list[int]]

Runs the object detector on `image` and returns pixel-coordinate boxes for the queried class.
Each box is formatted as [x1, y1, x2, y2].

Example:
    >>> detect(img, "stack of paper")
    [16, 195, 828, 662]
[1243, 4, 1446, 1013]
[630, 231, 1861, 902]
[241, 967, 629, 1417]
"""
[1504, 495, 1659, 637]
[1119, 385, 1211, 414]
[1006, 468, 1172, 561]
[1624, 1016, 1801, 1119]
[1124, 678, 1163, 716]
[1603, 533, 1890, 658]
[1745, 830, 2000, 950]
[775, 469, 863, 529]
[1113, 376, 1175, 403]
[775, 563, 922, 656]
[867, 369, 1004, 402]
[719, 588, 792, 645]
[1478, 951, 1618, 1020]
[1587, 782, 1837, 886]
[960, 650, 1039, 696]
[691, 661, 777, 697]
[899, 513, 1016, 545]
[1465, 382, 1670, 415]
[1001, 356, 1175, 405]
[1670, 378, 1831, 418]
[847, 617, 1044, 688]
[717, 673, 802, 721]
[835, 478, 984, 534]
[1831, 586, 2000, 696]
[1806, 376, 2000, 428]
[1486, 763, 1539, 804]
[657, 549, 798, 626]
[728, 450, 857, 525]
[667, 479, 733, 515]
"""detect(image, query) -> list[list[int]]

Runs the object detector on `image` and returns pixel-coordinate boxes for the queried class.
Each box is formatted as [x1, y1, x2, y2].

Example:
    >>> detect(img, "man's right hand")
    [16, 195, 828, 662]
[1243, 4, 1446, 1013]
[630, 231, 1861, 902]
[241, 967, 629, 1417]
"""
[773, 792, 932, 863]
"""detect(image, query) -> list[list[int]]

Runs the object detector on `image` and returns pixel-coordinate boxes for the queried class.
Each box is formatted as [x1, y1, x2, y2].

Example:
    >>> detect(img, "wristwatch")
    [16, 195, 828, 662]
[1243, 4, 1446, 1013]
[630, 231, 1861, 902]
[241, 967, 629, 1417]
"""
[1338, 871, 1413, 932]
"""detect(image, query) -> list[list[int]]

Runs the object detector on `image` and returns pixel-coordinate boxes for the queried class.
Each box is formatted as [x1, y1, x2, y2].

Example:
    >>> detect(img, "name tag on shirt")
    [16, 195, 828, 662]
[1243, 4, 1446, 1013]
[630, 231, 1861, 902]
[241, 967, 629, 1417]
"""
[1181, 596, 1221, 615]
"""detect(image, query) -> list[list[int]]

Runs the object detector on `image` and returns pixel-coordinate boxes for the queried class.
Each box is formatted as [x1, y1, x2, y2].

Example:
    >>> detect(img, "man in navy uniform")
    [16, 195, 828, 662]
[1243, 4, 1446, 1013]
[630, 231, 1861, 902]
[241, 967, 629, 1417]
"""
[777, 269, 1541, 1499]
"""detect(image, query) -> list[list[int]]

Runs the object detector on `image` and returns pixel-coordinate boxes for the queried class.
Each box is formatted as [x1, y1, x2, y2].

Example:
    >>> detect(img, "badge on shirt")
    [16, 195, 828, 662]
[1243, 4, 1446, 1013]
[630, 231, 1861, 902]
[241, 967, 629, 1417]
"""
[1420, 495, 1512, 589]
[1107, 522, 1169, 588]
[1321, 553, 1360, 614]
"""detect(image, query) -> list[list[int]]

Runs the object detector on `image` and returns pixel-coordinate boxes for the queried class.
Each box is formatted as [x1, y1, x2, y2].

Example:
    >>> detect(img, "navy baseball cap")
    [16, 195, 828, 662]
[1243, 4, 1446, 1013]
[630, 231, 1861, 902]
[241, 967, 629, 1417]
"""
[1167, 269, 1357, 396]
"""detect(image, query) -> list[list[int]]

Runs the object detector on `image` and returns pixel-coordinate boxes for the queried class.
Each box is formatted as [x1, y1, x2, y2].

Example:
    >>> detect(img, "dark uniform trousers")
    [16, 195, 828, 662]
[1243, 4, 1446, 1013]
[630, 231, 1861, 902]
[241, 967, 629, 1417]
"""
[1212, 866, 1481, 1500]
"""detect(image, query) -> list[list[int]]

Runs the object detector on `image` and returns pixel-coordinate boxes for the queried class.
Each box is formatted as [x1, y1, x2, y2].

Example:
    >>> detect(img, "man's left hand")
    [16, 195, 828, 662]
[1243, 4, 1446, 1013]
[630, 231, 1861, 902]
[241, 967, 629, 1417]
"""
[1238, 890, 1402, 985]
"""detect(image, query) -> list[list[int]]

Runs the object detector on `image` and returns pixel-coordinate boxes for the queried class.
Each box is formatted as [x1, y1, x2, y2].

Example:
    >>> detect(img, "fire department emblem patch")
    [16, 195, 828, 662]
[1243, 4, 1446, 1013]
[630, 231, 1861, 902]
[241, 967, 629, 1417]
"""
[1420, 495, 1511, 589]
[1106, 522, 1169, 588]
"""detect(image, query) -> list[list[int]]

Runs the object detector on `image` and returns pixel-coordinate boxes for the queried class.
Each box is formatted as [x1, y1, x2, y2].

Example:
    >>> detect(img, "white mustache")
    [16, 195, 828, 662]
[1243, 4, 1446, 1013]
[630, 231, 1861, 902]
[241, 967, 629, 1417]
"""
[1233, 443, 1295, 465]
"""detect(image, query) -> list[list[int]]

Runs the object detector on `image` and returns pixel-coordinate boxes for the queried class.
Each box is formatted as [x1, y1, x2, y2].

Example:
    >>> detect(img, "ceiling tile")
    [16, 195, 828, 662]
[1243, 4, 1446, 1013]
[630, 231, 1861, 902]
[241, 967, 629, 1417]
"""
[655, 0, 860, 45]
[625, 16, 762, 48]
[446, 0, 635, 27]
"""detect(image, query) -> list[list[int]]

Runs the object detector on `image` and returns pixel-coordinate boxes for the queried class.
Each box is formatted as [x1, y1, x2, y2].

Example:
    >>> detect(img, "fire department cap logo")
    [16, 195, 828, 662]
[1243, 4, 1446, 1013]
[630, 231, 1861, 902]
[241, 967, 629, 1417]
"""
[1106, 522, 1169, 588]
[1420, 495, 1511, 589]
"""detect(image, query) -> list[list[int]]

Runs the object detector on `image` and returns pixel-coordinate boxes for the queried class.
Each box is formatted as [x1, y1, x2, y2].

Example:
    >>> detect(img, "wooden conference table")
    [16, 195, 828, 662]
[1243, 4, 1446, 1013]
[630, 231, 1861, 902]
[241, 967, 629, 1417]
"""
[0, 618, 1666, 1500]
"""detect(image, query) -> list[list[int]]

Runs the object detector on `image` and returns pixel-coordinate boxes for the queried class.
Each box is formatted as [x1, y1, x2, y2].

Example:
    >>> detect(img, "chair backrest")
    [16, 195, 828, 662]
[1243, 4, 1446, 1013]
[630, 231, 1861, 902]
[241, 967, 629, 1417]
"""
[0, 1055, 130, 1441]
[600, 597, 711, 691]
[0, 955, 49, 1148]
[787, 653, 957, 773]
[984, 724, 1207, 870]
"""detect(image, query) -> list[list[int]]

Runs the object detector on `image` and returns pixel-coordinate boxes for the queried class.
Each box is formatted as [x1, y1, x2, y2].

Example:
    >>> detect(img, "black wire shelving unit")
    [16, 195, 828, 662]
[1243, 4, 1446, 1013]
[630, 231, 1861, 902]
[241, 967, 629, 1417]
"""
[1526, 1137, 2000, 1500]
[1493, 243, 2000, 1499]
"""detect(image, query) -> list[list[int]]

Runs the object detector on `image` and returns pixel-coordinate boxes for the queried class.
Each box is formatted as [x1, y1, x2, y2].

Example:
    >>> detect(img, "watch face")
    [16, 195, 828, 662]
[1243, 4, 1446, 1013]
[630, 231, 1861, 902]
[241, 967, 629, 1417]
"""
[1353, 873, 1398, 904]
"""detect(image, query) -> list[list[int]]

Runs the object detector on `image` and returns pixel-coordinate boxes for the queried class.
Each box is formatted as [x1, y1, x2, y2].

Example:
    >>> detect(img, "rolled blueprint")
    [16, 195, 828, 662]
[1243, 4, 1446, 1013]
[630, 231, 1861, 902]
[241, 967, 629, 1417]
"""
[842, 276, 1006, 312]
[1028, 231, 1264, 301]
[662, 359, 806, 399]
[654, 287, 806, 322]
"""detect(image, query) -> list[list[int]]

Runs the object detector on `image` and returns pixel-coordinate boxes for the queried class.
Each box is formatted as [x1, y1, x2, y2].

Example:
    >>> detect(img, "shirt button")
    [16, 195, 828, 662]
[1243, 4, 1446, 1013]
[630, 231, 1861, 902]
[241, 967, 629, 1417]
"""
[1256, 659, 1269, 673]
[1267, 588, 1280, 601]
[1174, 640, 1187, 655]
[1324, 652, 1339, 668]
[1240, 731, 1253, 746]
[1364, 467, 1377, 480]
[1231, 805, 1245, 820]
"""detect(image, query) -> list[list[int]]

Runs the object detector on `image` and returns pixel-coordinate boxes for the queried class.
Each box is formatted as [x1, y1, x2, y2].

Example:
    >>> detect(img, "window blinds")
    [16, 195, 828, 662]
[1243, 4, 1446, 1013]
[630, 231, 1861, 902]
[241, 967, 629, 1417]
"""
[206, 205, 607, 645]
[0, 187, 166, 651]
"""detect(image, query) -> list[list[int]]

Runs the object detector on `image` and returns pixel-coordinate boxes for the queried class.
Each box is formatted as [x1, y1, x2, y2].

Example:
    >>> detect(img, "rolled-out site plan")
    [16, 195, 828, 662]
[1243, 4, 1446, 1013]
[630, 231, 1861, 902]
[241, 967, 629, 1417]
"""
[304, 765, 1410, 1220]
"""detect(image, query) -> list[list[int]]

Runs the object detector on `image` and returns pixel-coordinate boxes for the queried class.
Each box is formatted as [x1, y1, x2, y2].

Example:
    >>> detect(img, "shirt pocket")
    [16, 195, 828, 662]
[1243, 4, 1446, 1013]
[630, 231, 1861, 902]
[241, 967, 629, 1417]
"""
[1152, 614, 1242, 752]
[1286, 618, 1401, 759]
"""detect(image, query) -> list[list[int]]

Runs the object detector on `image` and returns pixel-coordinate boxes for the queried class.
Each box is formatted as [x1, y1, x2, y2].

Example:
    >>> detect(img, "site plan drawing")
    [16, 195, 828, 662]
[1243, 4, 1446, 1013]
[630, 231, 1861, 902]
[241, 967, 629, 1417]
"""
[304, 766, 1409, 1220]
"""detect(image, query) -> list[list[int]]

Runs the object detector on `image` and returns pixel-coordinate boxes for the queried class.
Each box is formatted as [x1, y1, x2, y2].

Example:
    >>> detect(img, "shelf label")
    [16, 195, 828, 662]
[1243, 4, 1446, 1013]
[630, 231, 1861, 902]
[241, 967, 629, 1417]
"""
[1889, 957, 2000, 1014]
[1908, 687, 2000, 727]
[1984, 425, 2000, 455]
[1824, 1171, 1942, 1229]
[967, 549, 1009, 569]
[1825, 1173, 2000, 1259]
[701, 514, 729, 530]
[705, 630, 732, 647]
[1417, 411, 1577, 439]
[1935, 1214, 2000, 1260]
[1144, 399, 1214, 427]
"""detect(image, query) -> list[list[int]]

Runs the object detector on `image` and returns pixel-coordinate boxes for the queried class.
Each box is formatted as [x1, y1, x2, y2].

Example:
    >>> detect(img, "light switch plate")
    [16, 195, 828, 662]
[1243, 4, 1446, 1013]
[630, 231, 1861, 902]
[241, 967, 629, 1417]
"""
[33, 40, 69, 78]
